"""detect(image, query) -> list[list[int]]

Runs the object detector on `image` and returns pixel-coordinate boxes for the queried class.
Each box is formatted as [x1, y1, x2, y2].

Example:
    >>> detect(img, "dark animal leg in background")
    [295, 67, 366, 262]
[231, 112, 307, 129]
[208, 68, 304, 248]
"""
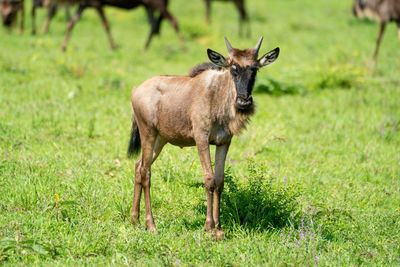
[96, 7, 116, 50]
[31, 4, 36, 34]
[235, 0, 249, 37]
[61, 5, 85, 51]
[397, 22, 400, 40]
[205, 0, 211, 24]
[154, 12, 163, 35]
[65, 6, 71, 21]
[159, 9, 183, 44]
[373, 22, 386, 59]
[144, 6, 157, 49]
[19, 3, 24, 34]
[41, 4, 57, 34]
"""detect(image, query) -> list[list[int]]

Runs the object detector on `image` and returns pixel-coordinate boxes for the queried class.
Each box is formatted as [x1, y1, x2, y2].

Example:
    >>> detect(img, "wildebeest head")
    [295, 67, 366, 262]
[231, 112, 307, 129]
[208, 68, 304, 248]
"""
[207, 36, 279, 112]
[1, 0, 20, 27]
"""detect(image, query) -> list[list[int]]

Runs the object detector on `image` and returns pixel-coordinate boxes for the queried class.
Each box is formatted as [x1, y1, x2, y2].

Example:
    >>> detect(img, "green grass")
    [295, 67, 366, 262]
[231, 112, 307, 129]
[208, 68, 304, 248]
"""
[1, 0, 400, 265]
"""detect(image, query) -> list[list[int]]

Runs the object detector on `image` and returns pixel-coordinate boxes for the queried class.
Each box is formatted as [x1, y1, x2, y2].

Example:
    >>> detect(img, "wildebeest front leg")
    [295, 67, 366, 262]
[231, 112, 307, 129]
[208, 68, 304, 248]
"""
[213, 144, 229, 240]
[196, 139, 215, 231]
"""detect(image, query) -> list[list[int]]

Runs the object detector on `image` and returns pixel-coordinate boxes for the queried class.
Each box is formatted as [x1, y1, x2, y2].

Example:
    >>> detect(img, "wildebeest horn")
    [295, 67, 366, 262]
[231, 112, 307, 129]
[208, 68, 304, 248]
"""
[224, 36, 233, 57]
[254, 36, 263, 57]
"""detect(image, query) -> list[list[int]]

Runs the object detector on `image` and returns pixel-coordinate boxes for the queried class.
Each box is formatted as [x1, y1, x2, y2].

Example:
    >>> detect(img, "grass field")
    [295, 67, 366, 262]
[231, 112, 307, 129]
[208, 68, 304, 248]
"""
[1, 0, 400, 265]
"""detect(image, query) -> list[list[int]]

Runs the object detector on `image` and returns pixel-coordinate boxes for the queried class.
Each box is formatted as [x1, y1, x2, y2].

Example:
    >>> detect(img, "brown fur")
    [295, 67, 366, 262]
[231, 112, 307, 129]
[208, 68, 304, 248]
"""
[1, 0, 24, 33]
[127, 37, 279, 239]
[189, 62, 222, 77]
[353, 0, 400, 58]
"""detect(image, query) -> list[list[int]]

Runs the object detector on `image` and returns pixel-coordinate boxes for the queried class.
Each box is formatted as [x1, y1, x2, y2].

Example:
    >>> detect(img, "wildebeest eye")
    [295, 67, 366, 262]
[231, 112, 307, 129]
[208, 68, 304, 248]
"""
[230, 64, 239, 76]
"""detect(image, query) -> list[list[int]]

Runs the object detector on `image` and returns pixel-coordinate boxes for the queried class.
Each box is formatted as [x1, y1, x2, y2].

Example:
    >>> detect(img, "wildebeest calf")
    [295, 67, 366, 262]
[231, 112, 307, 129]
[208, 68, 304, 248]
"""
[128, 36, 279, 239]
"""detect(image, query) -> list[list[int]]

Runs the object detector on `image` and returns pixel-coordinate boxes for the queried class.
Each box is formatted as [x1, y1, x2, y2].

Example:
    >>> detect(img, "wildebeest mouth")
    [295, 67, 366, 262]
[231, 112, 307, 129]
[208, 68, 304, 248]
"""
[235, 96, 253, 111]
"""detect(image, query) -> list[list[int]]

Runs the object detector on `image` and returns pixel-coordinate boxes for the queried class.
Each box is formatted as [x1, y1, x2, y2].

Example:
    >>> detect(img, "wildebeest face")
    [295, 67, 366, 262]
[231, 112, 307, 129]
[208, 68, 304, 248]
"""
[229, 62, 258, 111]
[207, 37, 279, 112]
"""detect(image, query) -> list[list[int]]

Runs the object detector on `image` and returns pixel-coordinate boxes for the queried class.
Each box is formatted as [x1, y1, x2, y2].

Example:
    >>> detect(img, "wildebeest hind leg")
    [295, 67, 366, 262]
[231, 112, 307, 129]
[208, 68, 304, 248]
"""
[139, 131, 158, 233]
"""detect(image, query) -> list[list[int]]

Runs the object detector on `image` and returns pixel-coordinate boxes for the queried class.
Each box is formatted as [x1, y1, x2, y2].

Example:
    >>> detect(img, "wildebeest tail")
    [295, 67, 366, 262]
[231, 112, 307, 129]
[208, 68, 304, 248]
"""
[127, 117, 141, 158]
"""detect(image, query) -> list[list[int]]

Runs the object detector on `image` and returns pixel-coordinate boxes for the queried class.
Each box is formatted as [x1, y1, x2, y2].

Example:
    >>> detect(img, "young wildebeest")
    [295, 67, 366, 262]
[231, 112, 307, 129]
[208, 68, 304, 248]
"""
[128, 36, 279, 238]
[31, 0, 72, 35]
[0, 0, 24, 33]
[353, 0, 400, 58]
[204, 0, 249, 36]
[60, 0, 182, 51]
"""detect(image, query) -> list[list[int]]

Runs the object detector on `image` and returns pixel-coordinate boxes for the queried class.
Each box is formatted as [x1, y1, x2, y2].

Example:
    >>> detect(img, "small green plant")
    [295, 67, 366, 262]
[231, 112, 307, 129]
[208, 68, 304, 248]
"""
[0, 236, 58, 262]
[220, 162, 301, 230]
[44, 194, 78, 222]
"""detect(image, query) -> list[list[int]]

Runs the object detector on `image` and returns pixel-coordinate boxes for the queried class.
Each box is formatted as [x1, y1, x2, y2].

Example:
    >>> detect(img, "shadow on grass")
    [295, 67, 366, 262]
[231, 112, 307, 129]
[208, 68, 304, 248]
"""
[255, 78, 305, 96]
[193, 162, 302, 232]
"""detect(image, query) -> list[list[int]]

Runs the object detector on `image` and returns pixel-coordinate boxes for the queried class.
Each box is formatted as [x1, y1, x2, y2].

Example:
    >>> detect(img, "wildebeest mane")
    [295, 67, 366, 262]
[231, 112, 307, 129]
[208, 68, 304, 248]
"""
[188, 62, 223, 77]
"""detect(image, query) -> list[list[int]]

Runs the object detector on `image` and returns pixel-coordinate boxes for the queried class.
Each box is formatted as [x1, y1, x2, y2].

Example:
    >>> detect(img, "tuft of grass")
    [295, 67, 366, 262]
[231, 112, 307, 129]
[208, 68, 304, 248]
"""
[221, 162, 301, 230]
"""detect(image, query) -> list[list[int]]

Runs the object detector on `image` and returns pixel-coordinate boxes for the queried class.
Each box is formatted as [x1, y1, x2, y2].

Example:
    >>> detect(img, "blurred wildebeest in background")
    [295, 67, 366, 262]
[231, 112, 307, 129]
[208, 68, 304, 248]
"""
[32, 0, 72, 35]
[353, 0, 400, 58]
[204, 0, 249, 36]
[0, 0, 24, 33]
[127, 36, 279, 239]
[60, 0, 183, 51]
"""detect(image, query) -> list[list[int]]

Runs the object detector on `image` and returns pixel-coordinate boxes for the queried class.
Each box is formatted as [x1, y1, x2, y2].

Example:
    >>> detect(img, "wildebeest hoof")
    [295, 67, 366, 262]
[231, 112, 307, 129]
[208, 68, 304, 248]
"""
[129, 216, 140, 227]
[215, 229, 224, 241]
[204, 220, 215, 231]
[146, 224, 158, 234]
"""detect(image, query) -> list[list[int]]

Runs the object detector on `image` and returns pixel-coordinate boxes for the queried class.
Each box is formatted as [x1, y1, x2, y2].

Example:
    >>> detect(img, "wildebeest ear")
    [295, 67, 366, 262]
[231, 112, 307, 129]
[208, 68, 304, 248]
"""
[258, 47, 280, 68]
[207, 49, 227, 67]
